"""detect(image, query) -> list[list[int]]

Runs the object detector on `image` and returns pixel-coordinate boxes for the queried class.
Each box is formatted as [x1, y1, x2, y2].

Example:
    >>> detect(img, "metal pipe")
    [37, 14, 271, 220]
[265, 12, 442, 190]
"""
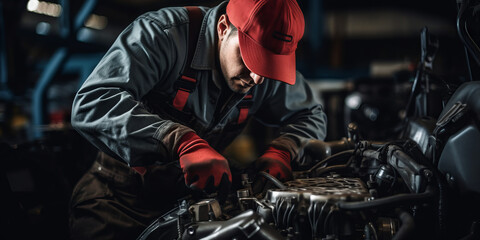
[337, 186, 434, 211]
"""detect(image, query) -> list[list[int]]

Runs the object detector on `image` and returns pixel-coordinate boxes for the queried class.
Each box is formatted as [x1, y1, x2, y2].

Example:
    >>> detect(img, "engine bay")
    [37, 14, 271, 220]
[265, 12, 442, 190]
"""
[137, 133, 479, 240]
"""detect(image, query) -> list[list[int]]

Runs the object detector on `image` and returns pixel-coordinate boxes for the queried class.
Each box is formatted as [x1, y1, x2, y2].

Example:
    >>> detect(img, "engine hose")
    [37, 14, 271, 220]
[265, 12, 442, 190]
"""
[457, 0, 480, 66]
[314, 164, 349, 176]
[392, 209, 415, 240]
[314, 156, 354, 176]
[136, 218, 177, 240]
[257, 171, 287, 189]
[307, 150, 355, 174]
[337, 186, 435, 211]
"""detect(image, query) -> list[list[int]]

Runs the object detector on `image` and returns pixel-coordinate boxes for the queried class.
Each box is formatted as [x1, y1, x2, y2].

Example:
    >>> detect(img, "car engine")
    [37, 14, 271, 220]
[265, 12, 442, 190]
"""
[136, 137, 466, 240]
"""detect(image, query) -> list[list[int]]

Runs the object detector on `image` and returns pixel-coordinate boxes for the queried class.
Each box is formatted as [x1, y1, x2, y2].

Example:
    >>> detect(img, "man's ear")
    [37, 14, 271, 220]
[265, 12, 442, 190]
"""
[217, 14, 229, 41]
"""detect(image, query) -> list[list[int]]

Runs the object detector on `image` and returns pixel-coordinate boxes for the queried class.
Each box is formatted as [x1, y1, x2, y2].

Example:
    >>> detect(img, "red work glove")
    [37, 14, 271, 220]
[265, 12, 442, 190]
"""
[177, 132, 232, 193]
[256, 146, 293, 182]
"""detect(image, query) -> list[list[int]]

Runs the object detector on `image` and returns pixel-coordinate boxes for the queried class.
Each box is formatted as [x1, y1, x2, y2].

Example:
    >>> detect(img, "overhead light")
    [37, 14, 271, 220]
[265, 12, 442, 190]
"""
[26, 0, 62, 17]
[26, 0, 39, 12]
[85, 14, 108, 30]
[346, 93, 361, 110]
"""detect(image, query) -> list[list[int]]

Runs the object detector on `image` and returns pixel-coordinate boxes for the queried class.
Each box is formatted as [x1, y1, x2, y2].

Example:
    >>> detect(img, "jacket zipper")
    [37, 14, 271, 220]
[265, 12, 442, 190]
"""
[205, 92, 244, 133]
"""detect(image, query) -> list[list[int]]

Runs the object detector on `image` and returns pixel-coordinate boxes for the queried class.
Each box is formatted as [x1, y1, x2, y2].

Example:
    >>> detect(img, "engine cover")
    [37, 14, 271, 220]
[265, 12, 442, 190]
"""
[266, 177, 371, 204]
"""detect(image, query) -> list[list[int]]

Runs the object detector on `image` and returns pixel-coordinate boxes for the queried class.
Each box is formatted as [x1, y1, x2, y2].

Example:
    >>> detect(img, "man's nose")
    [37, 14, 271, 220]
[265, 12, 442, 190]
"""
[250, 72, 265, 85]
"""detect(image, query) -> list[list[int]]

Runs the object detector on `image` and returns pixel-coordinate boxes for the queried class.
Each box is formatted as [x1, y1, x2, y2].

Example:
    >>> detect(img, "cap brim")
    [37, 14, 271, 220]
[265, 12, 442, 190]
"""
[238, 31, 296, 85]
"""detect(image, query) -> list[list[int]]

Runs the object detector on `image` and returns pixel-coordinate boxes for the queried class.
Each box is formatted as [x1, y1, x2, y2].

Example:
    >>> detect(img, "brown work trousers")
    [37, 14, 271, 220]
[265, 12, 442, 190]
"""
[69, 152, 190, 240]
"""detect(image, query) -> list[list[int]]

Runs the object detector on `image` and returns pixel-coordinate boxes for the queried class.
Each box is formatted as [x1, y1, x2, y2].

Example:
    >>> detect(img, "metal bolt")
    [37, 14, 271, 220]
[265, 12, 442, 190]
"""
[187, 226, 195, 235]
[237, 189, 250, 198]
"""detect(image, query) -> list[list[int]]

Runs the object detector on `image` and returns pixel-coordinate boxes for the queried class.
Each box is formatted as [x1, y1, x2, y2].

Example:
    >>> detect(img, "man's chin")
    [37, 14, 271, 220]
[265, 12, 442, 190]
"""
[227, 83, 250, 94]
[233, 86, 251, 94]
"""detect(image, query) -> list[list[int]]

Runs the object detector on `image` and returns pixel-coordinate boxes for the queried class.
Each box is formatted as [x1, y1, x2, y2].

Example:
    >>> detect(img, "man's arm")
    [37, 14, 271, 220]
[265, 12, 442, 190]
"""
[71, 14, 191, 167]
[253, 72, 327, 180]
[255, 71, 327, 159]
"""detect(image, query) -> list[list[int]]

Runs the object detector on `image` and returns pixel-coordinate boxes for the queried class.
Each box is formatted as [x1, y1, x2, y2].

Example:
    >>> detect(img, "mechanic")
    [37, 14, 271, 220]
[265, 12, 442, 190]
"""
[69, 0, 327, 239]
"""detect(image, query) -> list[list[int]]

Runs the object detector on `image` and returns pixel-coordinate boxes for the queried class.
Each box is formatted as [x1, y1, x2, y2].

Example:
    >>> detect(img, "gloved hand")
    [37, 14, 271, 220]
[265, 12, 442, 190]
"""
[256, 146, 293, 181]
[177, 132, 232, 193]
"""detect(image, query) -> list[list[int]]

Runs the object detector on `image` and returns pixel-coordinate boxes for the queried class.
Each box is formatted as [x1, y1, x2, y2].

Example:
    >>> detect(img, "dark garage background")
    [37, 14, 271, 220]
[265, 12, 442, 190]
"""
[0, 0, 473, 239]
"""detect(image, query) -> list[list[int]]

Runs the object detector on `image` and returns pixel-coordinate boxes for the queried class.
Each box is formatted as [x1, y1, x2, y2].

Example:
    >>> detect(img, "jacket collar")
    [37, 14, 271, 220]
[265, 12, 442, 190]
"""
[190, 1, 228, 71]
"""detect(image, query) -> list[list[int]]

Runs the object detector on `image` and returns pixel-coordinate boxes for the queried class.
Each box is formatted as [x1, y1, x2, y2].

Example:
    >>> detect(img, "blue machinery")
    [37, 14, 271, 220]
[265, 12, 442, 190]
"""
[30, 0, 99, 139]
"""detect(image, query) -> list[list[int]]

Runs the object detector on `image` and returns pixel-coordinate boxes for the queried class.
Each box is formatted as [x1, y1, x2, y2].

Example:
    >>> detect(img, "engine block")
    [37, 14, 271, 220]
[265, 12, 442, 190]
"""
[259, 177, 372, 238]
[266, 177, 371, 204]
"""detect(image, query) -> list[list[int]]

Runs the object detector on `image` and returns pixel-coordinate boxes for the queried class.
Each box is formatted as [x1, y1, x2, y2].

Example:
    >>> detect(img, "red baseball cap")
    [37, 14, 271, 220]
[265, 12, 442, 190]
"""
[226, 0, 305, 85]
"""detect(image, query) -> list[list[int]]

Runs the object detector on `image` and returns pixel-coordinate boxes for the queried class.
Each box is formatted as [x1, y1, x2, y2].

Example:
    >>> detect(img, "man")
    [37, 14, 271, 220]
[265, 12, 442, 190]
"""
[69, 0, 327, 239]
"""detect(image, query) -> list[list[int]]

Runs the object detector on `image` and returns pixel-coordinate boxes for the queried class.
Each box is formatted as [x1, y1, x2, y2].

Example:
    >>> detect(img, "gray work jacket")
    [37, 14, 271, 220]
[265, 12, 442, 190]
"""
[71, 1, 327, 167]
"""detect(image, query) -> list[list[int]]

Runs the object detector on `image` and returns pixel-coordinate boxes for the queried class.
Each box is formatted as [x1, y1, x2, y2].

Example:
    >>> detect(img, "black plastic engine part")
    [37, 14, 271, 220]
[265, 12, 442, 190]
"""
[181, 210, 284, 240]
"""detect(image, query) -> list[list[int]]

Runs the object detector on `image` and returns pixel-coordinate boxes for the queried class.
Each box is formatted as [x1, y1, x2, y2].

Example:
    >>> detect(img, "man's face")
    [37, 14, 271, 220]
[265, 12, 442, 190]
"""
[218, 16, 264, 94]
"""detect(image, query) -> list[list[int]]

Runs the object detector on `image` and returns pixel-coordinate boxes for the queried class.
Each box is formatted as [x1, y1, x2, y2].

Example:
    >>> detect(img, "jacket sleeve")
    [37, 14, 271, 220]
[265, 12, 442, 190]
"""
[254, 72, 327, 161]
[71, 14, 192, 166]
